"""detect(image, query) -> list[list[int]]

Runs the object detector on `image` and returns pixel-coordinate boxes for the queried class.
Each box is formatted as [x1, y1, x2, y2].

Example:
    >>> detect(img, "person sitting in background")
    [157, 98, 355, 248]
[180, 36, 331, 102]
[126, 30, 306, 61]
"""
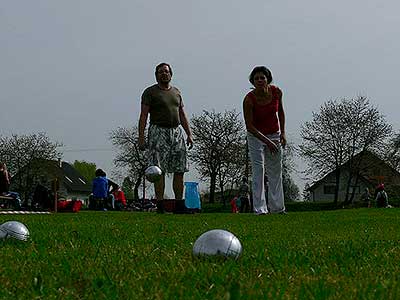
[89, 169, 114, 210]
[113, 187, 127, 210]
[0, 162, 21, 209]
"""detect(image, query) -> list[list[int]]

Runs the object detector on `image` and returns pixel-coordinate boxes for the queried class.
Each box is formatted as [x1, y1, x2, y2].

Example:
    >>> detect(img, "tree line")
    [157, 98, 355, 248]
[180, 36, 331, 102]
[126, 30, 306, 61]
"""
[2, 95, 399, 204]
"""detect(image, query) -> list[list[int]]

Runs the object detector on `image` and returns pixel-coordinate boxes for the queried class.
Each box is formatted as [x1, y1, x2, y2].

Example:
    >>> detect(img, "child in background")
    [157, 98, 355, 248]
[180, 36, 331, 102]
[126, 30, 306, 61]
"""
[230, 196, 239, 213]
[113, 187, 127, 210]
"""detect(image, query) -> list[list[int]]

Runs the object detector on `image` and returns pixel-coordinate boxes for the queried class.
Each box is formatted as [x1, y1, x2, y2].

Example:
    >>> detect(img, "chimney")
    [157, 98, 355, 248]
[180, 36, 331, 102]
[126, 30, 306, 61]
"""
[58, 158, 62, 168]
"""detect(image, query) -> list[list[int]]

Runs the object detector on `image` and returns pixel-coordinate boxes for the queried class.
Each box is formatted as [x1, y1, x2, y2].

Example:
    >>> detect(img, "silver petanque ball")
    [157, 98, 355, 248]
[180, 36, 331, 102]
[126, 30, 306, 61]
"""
[0, 221, 30, 241]
[0, 227, 7, 239]
[193, 229, 242, 259]
[145, 166, 162, 183]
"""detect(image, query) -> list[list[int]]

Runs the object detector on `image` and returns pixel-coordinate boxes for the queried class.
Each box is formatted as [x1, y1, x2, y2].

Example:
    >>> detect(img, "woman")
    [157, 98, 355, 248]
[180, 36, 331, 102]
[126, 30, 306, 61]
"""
[243, 66, 286, 215]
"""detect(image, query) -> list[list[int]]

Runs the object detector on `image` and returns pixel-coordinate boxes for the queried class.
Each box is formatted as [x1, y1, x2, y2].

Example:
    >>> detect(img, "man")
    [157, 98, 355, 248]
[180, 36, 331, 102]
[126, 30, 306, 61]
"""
[138, 63, 193, 213]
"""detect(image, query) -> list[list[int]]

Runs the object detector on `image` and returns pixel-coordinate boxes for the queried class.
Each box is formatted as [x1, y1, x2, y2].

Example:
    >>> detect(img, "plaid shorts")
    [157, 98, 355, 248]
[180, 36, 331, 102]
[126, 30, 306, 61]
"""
[147, 124, 188, 173]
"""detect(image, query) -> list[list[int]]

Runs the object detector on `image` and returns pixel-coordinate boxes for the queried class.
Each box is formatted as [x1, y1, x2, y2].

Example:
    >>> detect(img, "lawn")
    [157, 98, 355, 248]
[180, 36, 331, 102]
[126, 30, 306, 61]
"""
[1, 209, 400, 300]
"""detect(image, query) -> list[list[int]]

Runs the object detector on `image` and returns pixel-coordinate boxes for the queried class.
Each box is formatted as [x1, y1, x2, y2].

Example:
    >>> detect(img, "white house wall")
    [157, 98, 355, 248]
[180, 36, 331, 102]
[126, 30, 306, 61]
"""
[311, 169, 369, 202]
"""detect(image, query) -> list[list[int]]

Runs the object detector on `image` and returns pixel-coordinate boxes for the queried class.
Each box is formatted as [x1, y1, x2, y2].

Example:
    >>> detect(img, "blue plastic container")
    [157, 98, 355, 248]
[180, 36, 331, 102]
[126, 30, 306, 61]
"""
[184, 182, 201, 209]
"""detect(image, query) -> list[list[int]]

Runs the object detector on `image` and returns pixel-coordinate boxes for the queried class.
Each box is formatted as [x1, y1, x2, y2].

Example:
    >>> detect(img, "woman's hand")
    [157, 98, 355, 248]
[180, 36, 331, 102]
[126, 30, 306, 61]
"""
[266, 139, 279, 153]
[280, 133, 287, 148]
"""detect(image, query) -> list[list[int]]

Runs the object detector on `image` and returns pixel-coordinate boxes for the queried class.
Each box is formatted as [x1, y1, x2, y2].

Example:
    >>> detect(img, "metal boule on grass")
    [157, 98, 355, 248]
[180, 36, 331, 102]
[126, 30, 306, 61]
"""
[0, 227, 7, 239]
[193, 229, 242, 259]
[145, 166, 162, 183]
[0, 221, 30, 241]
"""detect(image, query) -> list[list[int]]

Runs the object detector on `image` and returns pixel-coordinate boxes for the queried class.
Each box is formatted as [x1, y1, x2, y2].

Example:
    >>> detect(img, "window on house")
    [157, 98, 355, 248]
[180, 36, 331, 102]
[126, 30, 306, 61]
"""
[323, 185, 336, 194]
[65, 176, 73, 183]
[79, 178, 86, 184]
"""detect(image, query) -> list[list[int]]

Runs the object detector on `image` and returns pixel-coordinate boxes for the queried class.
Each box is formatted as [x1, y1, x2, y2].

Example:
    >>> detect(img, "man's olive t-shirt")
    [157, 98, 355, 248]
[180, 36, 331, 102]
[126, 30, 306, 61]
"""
[141, 84, 183, 128]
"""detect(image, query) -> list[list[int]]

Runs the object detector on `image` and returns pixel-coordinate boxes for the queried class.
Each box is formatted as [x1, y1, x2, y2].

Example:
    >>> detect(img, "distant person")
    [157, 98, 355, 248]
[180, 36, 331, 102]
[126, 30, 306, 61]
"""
[243, 66, 286, 215]
[230, 195, 239, 213]
[238, 177, 250, 213]
[360, 187, 371, 208]
[375, 184, 391, 208]
[138, 63, 193, 213]
[113, 187, 127, 210]
[32, 177, 51, 209]
[0, 162, 21, 209]
[89, 169, 114, 210]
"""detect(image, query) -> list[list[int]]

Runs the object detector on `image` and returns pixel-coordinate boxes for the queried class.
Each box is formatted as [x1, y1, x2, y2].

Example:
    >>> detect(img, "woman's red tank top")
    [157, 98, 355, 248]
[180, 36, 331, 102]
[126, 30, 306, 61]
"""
[246, 85, 281, 135]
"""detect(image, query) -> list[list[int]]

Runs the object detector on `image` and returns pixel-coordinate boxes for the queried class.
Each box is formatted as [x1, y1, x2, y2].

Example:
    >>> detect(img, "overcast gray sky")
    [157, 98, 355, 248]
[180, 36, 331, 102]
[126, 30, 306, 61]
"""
[1, 0, 399, 194]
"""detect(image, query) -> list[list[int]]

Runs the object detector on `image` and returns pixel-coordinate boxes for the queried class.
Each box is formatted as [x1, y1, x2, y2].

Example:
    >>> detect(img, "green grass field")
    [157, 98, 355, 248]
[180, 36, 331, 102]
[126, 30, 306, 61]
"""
[1, 209, 400, 300]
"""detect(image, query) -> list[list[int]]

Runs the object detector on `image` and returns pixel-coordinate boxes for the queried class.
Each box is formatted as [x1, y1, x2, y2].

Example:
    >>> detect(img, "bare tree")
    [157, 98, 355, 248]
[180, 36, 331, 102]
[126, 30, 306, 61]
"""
[189, 109, 246, 203]
[299, 96, 392, 204]
[109, 126, 147, 200]
[384, 132, 400, 171]
[0, 132, 62, 201]
[302, 183, 312, 202]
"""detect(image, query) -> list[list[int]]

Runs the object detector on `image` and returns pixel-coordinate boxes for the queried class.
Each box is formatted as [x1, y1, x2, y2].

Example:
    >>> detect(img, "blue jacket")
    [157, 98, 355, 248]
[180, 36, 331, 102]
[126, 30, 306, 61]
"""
[92, 176, 108, 198]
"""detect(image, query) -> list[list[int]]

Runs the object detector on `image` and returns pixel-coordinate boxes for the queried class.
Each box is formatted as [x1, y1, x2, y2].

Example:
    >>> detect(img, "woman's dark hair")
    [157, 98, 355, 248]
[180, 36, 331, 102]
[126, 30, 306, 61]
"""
[155, 63, 173, 77]
[249, 66, 273, 85]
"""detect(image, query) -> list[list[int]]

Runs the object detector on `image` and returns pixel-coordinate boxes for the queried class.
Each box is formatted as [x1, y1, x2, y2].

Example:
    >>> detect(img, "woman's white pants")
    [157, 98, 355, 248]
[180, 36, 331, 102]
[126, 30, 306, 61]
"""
[247, 133, 285, 214]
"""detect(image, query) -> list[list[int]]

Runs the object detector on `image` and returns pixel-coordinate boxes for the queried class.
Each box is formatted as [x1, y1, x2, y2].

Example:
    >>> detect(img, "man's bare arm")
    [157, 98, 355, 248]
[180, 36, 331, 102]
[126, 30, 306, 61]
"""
[179, 106, 193, 149]
[138, 104, 150, 150]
